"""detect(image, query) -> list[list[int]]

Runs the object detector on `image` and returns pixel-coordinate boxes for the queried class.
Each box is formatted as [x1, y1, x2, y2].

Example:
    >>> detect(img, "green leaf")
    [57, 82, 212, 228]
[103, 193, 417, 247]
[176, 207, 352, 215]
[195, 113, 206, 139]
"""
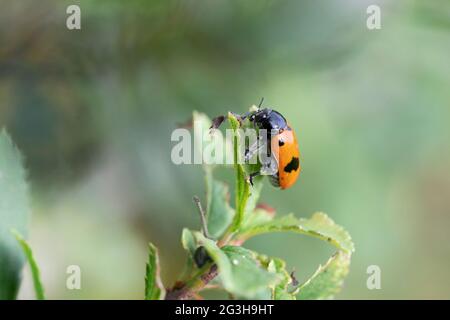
[178, 228, 196, 281]
[11, 230, 45, 300]
[298, 212, 354, 253]
[236, 212, 355, 254]
[193, 232, 279, 299]
[192, 111, 213, 165]
[257, 254, 295, 300]
[205, 168, 234, 239]
[227, 113, 250, 232]
[0, 130, 31, 299]
[221, 246, 280, 299]
[241, 207, 276, 230]
[181, 228, 196, 258]
[267, 258, 295, 300]
[145, 243, 166, 300]
[243, 176, 264, 216]
[297, 251, 350, 300]
[192, 111, 231, 168]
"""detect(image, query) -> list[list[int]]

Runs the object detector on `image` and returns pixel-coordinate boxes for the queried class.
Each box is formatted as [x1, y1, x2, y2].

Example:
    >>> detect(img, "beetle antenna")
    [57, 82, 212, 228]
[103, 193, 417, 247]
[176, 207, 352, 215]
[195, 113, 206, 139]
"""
[193, 196, 211, 239]
[258, 97, 265, 109]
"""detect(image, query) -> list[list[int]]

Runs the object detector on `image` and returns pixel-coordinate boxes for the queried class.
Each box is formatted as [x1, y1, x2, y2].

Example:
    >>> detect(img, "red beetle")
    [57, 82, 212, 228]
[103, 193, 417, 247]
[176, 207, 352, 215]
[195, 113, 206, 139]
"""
[212, 101, 301, 189]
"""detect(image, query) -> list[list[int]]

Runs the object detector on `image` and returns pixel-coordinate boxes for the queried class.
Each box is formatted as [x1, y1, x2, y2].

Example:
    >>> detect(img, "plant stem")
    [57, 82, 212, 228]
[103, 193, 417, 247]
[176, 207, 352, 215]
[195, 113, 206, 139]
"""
[226, 113, 251, 235]
[165, 264, 218, 300]
[193, 196, 211, 239]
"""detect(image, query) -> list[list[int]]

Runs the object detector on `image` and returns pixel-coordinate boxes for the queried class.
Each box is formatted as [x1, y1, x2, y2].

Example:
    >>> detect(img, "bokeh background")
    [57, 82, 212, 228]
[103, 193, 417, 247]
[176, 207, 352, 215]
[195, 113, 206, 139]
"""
[1, 0, 449, 299]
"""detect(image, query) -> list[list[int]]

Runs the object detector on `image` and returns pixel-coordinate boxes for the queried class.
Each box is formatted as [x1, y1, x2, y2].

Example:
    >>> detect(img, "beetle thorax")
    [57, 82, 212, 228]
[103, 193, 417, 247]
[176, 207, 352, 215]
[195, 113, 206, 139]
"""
[251, 108, 288, 131]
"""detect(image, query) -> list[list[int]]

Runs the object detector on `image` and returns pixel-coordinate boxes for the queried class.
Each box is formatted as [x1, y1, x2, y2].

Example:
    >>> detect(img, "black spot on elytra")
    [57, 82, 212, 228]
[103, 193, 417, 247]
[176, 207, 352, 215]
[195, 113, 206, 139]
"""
[284, 157, 299, 173]
[278, 138, 285, 147]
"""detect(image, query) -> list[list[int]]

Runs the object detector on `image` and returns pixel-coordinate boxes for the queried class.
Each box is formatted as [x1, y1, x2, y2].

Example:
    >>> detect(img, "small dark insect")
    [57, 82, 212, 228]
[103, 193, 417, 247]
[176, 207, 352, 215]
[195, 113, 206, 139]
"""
[194, 246, 212, 268]
[290, 269, 299, 287]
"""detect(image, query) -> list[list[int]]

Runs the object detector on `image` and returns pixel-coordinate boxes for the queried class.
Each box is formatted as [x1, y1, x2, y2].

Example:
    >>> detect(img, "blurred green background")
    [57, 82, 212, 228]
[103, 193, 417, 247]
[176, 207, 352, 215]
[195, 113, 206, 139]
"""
[1, 0, 450, 299]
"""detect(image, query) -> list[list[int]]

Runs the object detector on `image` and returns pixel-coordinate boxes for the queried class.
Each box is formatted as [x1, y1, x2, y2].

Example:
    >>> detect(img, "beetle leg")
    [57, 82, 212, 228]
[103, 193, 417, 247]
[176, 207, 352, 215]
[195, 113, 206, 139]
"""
[247, 171, 261, 186]
[257, 97, 264, 109]
[244, 138, 266, 163]
[231, 111, 254, 127]
[260, 156, 278, 176]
